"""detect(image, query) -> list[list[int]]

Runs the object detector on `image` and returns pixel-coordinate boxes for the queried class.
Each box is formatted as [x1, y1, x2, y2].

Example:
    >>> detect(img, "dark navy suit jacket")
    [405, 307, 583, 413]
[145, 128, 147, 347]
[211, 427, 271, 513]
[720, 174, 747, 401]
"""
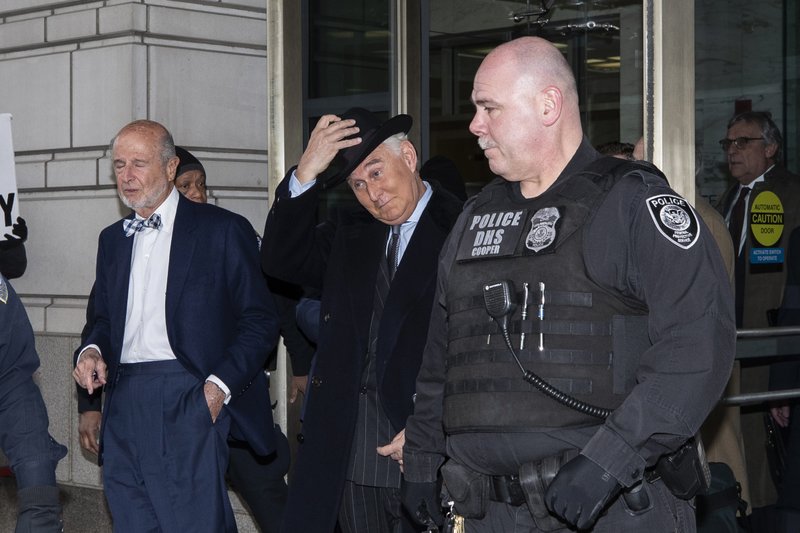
[82, 192, 279, 458]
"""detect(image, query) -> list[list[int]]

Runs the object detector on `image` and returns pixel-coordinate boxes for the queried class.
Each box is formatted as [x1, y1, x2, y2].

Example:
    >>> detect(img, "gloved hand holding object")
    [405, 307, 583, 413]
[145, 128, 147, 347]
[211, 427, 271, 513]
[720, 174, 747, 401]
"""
[544, 454, 622, 530]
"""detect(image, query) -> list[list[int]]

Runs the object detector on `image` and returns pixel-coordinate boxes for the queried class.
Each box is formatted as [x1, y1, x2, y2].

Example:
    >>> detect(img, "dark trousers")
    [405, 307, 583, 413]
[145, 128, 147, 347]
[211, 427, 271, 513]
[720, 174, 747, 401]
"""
[338, 481, 421, 533]
[15, 485, 62, 533]
[776, 405, 800, 531]
[102, 360, 236, 533]
[227, 427, 290, 533]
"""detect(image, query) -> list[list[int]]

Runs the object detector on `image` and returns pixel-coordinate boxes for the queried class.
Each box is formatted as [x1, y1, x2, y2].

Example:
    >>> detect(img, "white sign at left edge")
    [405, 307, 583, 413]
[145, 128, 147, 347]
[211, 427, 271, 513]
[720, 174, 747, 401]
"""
[0, 113, 19, 240]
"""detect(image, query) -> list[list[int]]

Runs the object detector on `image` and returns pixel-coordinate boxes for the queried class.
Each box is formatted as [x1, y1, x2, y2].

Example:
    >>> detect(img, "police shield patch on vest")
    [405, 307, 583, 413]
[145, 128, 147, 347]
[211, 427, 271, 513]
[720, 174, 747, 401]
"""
[525, 207, 561, 252]
[645, 194, 700, 250]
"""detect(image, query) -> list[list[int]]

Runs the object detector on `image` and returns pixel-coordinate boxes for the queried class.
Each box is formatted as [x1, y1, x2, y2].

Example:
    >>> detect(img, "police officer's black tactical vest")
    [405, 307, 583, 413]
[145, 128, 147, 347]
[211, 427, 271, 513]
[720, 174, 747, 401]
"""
[443, 158, 663, 433]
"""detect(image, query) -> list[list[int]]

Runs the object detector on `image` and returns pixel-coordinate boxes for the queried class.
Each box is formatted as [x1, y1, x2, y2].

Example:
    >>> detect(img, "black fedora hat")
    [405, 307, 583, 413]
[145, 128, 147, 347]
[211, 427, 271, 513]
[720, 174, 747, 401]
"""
[321, 107, 412, 189]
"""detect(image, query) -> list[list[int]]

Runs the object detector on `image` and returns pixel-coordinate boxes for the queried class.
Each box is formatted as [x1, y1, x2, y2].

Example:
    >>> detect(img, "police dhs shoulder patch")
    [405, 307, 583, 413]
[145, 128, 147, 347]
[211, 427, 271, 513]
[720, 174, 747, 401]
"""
[645, 194, 700, 250]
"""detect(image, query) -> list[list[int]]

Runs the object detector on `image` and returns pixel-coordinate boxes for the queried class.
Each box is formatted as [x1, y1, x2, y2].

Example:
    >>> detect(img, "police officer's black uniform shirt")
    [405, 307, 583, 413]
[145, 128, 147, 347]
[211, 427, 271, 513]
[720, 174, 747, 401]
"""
[403, 139, 736, 488]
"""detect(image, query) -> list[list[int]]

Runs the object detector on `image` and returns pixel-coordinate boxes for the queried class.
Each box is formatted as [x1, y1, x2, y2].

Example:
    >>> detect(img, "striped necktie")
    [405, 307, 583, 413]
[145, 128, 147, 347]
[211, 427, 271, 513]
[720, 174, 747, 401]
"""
[387, 225, 401, 279]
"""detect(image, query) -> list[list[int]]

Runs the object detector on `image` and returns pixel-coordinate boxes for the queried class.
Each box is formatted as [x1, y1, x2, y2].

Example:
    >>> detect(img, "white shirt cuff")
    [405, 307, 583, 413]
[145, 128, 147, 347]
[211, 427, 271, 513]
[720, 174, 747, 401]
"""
[288, 170, 317, 197]
[76, 344, 102, 365]
[206, 374, 232, 404]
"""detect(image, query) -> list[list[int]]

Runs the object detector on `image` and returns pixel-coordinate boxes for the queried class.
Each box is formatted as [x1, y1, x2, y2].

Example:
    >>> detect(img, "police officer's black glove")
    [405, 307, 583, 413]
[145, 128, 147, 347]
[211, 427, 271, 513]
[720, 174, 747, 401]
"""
[544, 454, 622, 530]
[0, 216, 27, 247]
[401, 480, 445, 529]
[12, 216, 28, 242]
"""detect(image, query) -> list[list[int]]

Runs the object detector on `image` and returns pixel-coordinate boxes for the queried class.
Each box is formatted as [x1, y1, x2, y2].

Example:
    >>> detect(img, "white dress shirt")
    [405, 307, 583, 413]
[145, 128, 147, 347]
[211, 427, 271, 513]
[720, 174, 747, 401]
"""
[388, 181, 432, 263]
[121, 186, 179, 363]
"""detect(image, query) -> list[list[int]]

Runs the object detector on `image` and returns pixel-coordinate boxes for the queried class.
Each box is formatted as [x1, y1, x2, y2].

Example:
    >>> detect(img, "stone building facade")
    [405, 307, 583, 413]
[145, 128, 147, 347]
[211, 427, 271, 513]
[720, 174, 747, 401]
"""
[0, 1, 273, 529]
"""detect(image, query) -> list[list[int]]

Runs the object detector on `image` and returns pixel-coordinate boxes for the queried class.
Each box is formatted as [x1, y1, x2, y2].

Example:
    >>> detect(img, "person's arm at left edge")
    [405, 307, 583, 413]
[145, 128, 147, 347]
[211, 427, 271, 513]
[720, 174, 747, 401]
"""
[205, 214, 280, 420]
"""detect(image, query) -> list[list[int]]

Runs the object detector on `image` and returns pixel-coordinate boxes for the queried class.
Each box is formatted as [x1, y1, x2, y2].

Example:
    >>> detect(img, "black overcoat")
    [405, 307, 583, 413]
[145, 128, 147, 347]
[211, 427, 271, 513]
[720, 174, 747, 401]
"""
[261, 171, 462, 532]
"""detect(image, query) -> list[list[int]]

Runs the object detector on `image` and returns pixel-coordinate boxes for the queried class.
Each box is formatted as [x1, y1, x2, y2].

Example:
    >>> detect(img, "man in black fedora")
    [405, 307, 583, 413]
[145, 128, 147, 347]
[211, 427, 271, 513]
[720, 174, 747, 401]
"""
[261, 108, 463, 532]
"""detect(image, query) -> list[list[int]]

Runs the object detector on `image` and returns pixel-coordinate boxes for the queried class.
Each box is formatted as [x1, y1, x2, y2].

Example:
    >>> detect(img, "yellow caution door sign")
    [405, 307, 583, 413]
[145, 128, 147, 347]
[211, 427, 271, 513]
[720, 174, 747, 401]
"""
[749, 190, 785, 264]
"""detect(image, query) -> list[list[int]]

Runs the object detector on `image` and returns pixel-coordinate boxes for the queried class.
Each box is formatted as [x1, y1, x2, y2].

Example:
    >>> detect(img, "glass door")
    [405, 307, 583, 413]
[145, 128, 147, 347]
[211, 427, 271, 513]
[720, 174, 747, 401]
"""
[427, 0, 644, 195]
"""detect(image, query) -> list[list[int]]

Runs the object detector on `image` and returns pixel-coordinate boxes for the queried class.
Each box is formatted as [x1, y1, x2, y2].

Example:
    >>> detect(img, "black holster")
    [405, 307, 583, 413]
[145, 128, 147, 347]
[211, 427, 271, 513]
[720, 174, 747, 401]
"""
[518, 449, 579, 532]
[652, 436, 711, 500]
[440, 461, 490, 519]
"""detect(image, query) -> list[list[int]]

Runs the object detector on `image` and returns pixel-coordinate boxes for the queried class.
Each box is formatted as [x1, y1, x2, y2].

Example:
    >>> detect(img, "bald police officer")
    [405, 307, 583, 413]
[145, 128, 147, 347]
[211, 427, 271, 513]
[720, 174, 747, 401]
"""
[402, 36, 735, 532]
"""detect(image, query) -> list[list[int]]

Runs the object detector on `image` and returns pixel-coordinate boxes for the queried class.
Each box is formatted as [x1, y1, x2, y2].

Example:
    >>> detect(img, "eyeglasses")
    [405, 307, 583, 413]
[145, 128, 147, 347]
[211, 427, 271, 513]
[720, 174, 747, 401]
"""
[719, 137, 764, 151]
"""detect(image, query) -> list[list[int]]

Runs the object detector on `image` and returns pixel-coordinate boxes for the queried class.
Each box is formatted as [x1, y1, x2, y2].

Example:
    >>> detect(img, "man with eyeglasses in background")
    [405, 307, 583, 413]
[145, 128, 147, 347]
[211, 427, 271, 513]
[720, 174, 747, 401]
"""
[717, 111, 800, 329]
[716, 110, 800, 518]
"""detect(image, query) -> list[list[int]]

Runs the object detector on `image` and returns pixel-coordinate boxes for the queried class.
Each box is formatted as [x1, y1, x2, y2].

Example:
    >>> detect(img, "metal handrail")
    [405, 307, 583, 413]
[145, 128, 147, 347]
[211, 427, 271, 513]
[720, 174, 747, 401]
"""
[737, 326, 800, 338]
[721, 388, 800, 406]
[720, 327, 800, 406]
[734, 326, 800, 360]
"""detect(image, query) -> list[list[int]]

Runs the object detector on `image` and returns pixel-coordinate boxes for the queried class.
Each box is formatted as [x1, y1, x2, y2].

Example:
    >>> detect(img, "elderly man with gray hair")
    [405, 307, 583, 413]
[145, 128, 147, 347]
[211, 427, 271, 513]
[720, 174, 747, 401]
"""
[261, 108, 462, 532]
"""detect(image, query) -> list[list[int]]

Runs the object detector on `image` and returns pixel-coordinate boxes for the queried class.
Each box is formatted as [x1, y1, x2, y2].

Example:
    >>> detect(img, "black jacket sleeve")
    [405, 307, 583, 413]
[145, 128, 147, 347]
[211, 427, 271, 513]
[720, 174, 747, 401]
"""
[75, 284, 102, 412]
[260, 169, 333, 291]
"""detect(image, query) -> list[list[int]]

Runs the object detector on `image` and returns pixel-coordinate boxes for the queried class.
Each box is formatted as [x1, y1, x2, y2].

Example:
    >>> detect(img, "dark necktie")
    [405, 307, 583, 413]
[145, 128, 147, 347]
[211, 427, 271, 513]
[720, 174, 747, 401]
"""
[387, 225, 401, 279]
[123, 213, 162, 237]
[728, 186, 748, 256]
[368, 225, 402, 355]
